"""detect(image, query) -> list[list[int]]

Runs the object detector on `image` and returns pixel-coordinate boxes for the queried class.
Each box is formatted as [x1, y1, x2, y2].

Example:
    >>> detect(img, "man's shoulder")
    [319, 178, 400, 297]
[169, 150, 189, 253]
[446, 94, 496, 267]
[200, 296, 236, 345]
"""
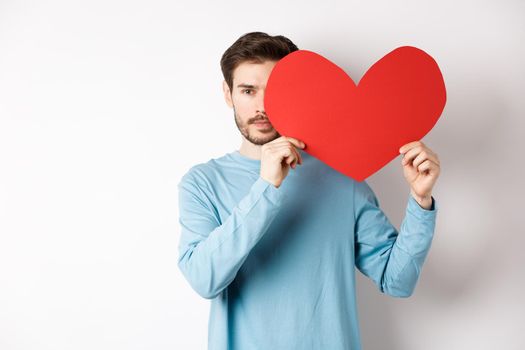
[178, 152, 232, 189]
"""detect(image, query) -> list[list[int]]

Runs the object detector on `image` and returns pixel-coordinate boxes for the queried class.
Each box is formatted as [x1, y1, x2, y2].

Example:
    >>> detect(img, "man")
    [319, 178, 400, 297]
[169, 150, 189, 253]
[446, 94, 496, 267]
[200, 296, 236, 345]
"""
[177, 32, 440, 349]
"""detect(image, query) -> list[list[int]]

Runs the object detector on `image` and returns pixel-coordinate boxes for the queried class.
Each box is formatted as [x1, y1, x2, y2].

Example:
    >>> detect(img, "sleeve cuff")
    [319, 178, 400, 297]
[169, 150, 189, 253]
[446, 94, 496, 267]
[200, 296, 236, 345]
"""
[407, 194, 438, 220]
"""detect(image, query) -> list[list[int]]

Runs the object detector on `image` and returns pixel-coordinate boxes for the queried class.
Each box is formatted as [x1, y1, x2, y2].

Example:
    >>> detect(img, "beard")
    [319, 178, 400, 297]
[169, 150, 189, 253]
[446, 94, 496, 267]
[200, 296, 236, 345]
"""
[233, 105, 280, 145]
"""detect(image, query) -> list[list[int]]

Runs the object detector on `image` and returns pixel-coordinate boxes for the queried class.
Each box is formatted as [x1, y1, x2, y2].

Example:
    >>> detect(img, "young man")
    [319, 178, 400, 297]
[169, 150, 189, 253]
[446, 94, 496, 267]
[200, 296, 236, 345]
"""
[177, 32, 440, 349]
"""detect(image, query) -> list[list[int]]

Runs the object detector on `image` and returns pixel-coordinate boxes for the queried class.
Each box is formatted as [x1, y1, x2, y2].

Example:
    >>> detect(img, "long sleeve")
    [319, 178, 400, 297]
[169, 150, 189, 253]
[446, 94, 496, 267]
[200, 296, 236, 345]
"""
[353, 180, 438, 297]
[177, 172, 287, 299]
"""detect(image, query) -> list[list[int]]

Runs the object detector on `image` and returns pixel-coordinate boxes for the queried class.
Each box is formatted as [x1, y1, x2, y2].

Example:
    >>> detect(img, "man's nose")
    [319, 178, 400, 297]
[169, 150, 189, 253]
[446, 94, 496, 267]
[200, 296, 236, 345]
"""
[256, 90, 266, 115]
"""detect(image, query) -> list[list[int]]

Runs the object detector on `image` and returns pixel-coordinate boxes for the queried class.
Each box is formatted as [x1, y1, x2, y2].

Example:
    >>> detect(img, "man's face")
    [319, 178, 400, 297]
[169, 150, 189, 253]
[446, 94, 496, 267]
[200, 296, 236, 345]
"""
[223, 60, 281, 145]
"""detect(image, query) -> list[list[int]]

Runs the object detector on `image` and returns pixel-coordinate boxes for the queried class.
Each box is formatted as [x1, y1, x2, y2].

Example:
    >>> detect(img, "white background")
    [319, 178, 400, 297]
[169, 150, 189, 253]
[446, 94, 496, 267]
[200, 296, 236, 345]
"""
[1, 0, 524, 349]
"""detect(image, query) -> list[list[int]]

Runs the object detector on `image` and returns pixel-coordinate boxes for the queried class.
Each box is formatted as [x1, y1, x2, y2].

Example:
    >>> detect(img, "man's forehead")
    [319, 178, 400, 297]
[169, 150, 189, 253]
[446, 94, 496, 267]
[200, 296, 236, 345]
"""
[232, 60, 277, 87]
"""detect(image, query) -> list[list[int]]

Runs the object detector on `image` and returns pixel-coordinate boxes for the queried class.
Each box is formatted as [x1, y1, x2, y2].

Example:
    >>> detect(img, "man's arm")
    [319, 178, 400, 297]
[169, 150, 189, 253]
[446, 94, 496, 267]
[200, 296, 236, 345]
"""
[354, 180, 437, 297]
[177, 170, 286, 299]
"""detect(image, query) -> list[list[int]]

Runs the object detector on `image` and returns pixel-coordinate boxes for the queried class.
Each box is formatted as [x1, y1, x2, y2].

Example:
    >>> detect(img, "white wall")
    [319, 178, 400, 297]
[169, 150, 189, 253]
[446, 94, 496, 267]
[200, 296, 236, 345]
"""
[1, 0, 523, 349]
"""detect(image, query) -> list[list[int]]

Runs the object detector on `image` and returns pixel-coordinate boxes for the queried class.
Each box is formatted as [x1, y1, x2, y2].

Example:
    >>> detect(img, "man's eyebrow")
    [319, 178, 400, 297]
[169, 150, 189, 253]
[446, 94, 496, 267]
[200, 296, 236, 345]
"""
[236, 83, 258, 89]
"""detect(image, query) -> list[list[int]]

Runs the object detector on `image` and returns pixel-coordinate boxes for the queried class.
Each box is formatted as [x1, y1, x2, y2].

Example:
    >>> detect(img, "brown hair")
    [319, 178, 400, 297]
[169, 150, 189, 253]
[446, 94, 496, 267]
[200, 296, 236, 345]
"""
[220, 31, 299, 92]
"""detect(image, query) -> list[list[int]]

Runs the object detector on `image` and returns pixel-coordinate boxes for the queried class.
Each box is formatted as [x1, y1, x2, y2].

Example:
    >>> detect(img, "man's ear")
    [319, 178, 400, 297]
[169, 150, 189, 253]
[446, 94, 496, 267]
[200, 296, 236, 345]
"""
[222, 80, 233, 108]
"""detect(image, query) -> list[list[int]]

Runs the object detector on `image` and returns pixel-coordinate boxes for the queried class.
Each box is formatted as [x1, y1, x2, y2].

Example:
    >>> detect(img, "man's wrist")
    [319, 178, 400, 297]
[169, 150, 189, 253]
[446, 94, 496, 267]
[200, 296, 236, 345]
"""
[410, 192, 433, 210]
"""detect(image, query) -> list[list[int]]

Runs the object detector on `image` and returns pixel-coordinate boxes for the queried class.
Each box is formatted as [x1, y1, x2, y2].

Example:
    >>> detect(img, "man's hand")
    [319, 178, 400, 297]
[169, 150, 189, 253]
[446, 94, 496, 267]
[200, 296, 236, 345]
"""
[399, 141, 440, 209]
[260, 136, 306, 188]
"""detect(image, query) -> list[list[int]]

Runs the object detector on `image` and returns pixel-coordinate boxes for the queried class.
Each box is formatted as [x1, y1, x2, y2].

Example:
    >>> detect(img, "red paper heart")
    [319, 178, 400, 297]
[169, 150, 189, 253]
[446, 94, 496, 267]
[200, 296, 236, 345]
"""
[264, 46, 446, 181]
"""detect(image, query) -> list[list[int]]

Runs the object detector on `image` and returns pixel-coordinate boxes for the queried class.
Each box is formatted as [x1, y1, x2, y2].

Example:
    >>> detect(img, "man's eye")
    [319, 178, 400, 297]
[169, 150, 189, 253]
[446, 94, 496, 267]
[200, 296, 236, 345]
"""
[243, 89, 253, 94]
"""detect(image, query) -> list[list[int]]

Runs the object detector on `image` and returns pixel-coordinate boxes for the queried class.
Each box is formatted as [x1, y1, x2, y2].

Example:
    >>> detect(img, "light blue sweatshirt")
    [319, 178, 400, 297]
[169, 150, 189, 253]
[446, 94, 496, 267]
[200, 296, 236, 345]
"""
[177, 148, 437, 350]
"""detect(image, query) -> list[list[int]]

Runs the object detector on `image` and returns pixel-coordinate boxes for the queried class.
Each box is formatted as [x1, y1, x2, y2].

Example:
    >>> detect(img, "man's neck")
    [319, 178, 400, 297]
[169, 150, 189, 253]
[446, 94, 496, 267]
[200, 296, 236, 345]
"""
[238, 139, 262, 160]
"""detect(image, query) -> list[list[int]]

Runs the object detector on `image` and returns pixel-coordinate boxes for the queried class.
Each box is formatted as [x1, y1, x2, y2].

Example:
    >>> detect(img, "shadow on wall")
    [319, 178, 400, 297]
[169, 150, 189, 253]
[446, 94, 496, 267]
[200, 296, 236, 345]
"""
[356, 82, 511, 348]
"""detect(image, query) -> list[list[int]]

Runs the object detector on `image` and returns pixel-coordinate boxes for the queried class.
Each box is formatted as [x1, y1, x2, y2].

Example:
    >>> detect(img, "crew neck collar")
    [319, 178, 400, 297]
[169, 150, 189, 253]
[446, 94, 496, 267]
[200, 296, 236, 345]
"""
[229, 150, 261, 170]
[228, 148, 308, 171]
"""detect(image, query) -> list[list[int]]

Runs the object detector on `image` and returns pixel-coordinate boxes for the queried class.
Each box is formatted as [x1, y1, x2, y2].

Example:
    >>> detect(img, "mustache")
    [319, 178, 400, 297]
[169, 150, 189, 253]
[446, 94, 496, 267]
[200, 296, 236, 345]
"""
[250, 115, 270, 124]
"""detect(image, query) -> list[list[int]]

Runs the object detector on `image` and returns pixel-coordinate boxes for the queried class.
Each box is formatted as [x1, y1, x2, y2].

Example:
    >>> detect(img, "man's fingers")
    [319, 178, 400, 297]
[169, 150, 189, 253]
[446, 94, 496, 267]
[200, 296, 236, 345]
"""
[417, 159, 439, 175]
[284, 146, 301, 166]
[293, 146, 302, 165]
[284, 136, 306, 150]
[263, 136, 305, 168]
[266, 136, 306, 152]
[401, 146, 422, 165]
[283, 137, 304, 166]
[402, 147, 439, 167]
[411, 150, 439, 168]
[399, 140, 425, 154]
[273, 144, 302, 167]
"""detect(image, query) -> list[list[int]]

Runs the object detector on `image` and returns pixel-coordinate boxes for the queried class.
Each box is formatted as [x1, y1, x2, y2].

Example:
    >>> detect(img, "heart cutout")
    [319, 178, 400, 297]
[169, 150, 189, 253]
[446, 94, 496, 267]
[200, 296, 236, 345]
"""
[264, 46, 446, 181]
